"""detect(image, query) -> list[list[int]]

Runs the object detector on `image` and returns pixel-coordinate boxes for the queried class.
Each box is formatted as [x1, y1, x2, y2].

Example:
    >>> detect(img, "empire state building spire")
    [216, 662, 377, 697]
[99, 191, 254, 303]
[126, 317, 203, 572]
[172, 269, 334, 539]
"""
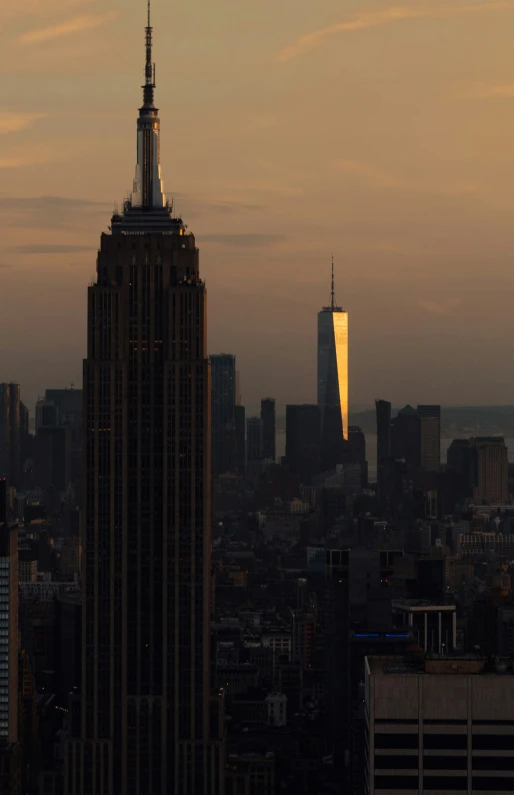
[130, 0, 166, 210]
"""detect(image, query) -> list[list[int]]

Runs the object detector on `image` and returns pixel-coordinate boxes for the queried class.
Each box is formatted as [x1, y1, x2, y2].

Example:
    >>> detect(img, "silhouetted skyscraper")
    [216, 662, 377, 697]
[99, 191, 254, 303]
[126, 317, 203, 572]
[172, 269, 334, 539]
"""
[69, 8, 224, 794]
[471, 437, 508, 503]
[391, 405, 421, 470]
[285, 405, 321, 483]
[0, 384, 21, 489]
[211, 354, 236, 475]
[417, 404, 441, 472]
[318, 259, 348, 471]
[260, 397, 276, 462]
[234, 404, 246, 475]
[246, 417, 263, 463]
[375, 399, 391, 466]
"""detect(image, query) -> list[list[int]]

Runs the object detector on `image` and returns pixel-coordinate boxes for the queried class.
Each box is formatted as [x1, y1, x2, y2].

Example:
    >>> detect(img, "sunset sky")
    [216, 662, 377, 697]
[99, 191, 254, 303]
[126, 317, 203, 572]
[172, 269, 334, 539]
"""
[2, 0, 514, 412]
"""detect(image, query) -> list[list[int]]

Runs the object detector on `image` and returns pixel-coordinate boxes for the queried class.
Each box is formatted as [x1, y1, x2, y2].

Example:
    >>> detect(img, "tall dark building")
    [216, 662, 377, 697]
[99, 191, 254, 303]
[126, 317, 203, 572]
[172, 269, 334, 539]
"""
[0, 384, 21, 489]
[234, 404, 246, 476]
[390, 405, 421, 470]
[346, 425, 367, 487]
[0, 479, 6, 525]
[0, 523, 20, 795]
[68, 8, 224, 794]
[260, 397, 276, 462]
[318, 260, 348, 471]
[210, 354, 236, 475]
[246, 417, 263, 463]
[375, 399, 391, 466]
[285, 404, 321, 483]
[417, 404, 441, 472]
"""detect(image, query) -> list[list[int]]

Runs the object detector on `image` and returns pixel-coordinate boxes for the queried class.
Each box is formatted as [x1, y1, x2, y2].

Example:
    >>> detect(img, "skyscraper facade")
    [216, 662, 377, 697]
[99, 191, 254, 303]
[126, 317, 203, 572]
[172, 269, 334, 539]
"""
[417, 404, 441, 472]
[67, 9, 223, 794]
[260, 397, 276, 462]
[472, 436, 508, 503]
[246, 417, 264, 463]
[0, 384, 21, 489]
[375, 399, 391, 466]
[318, 261, 348, 471]
[285, 404, 321, 483]
[210, 354, 236, 476]
[0, 523, 18, 745]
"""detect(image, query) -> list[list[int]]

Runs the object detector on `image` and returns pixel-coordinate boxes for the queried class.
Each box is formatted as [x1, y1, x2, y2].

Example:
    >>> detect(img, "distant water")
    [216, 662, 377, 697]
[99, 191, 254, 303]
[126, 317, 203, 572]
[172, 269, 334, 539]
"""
[276, 431, 514, 481]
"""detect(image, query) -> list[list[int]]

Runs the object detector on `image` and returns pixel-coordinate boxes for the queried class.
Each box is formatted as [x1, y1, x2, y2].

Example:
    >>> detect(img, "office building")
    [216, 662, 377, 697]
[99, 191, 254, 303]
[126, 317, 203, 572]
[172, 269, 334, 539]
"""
[375, 399, 391, 467]
[417, 404, 441, 472]
[234, 404, 246, 476]
[318, 259, 348, 471]
[365, 654, 514, 795]
[67, 8, 224, 794]
[0, 524, 18, 743]
[34, 426, 72, 492]
[390, 405, 421, 470]
[346, 425, 367, 486]
[261, 397, 276, 462]
[285, 405, 321, 483]
[472, 436, 508, 503]
[0, 383, 21, 489]
[211, 353, 236, 475]
[246, 417, 263, 463]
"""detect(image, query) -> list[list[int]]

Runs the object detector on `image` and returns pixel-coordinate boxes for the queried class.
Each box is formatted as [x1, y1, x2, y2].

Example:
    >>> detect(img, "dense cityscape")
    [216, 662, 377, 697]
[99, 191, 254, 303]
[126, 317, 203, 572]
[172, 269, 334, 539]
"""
[3, 4, 514, 795]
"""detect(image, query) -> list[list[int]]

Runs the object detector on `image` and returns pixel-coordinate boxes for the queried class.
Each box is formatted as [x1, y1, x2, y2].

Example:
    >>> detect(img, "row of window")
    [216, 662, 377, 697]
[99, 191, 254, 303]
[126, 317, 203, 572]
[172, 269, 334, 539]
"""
[374, 733, 514, 750]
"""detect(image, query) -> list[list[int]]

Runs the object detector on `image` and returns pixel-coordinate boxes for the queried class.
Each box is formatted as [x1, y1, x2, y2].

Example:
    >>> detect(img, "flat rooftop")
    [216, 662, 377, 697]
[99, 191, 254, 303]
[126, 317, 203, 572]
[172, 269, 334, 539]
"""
[366, 655, 514, 676]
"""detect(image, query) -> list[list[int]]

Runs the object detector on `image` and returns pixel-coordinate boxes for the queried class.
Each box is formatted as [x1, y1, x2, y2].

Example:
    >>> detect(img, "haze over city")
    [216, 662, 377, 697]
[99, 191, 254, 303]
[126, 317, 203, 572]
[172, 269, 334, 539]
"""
[2, 0, 514, 409]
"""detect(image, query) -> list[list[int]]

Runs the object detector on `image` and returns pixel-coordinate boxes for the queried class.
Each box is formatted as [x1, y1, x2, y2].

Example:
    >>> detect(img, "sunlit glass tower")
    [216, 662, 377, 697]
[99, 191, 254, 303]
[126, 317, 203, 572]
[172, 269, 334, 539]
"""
[318, 258, 349, 472]
[66, 4, 225, 793]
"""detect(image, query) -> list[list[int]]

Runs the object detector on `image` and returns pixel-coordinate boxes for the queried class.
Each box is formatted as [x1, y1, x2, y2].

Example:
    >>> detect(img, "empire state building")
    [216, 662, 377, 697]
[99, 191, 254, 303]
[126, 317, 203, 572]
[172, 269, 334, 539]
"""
[66, 5, 224, 794]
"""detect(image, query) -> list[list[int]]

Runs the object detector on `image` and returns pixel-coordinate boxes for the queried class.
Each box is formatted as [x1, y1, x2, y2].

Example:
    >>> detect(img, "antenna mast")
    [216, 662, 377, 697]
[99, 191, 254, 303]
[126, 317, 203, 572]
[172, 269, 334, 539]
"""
[331, 254, 335, 309]
[143, 0, 155, 105]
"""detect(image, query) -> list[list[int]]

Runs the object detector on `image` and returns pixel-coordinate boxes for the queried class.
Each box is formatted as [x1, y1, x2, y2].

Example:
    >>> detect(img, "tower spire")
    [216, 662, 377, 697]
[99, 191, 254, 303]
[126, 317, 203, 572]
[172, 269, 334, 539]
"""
[143, 0, 155, 106]
[331, 254, 335, 309]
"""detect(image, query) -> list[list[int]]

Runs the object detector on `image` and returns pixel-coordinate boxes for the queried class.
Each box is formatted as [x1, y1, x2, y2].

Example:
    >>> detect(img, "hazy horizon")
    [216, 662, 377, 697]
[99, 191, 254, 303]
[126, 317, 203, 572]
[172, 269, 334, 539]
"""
[2, 0, 514, 410]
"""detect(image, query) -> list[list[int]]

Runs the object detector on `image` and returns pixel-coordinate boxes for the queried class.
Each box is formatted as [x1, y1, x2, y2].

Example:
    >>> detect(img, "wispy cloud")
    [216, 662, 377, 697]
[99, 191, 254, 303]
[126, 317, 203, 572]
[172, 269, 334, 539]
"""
[419, 298, 461, 316]
[334, 159, 479, 197]
[277, 2, 514, 62]
[463, 81, 514, 99]
[202, 234, 286, 247]
[20, 10, 119, 44]
[0, 112, 47, 134]
[11, 244, 94, 254]
[335, 159, 407, 189]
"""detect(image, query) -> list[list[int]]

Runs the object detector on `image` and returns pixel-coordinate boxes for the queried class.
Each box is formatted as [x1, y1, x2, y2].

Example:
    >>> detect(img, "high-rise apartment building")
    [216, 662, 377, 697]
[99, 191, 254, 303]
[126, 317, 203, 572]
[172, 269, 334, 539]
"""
[260, 397, 276, 462]
[417, 404, 441, 472]
[0, 384, 21, 489]
[318, 260, 348, 471]
[211, 354, 236, 476]
[365, 654, 514, 795]
[67, 8, 224, 794]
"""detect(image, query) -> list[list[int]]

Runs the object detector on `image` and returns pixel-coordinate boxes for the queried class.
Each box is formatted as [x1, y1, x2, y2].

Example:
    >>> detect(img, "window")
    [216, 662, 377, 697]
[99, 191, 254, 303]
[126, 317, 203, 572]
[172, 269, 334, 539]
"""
[424, 734, 467, 750]
[375, 734, 418, 750]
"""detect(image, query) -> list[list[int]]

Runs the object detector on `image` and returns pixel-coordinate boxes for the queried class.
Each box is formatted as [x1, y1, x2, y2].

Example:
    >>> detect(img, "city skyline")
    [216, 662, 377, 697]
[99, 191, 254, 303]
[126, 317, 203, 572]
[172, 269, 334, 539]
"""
[3, 1, 514, 409]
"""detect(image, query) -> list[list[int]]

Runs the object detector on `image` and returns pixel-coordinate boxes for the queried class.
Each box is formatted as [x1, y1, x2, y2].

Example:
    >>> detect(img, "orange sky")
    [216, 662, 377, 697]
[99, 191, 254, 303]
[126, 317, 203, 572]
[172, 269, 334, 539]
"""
[2, 0, 514, 412]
